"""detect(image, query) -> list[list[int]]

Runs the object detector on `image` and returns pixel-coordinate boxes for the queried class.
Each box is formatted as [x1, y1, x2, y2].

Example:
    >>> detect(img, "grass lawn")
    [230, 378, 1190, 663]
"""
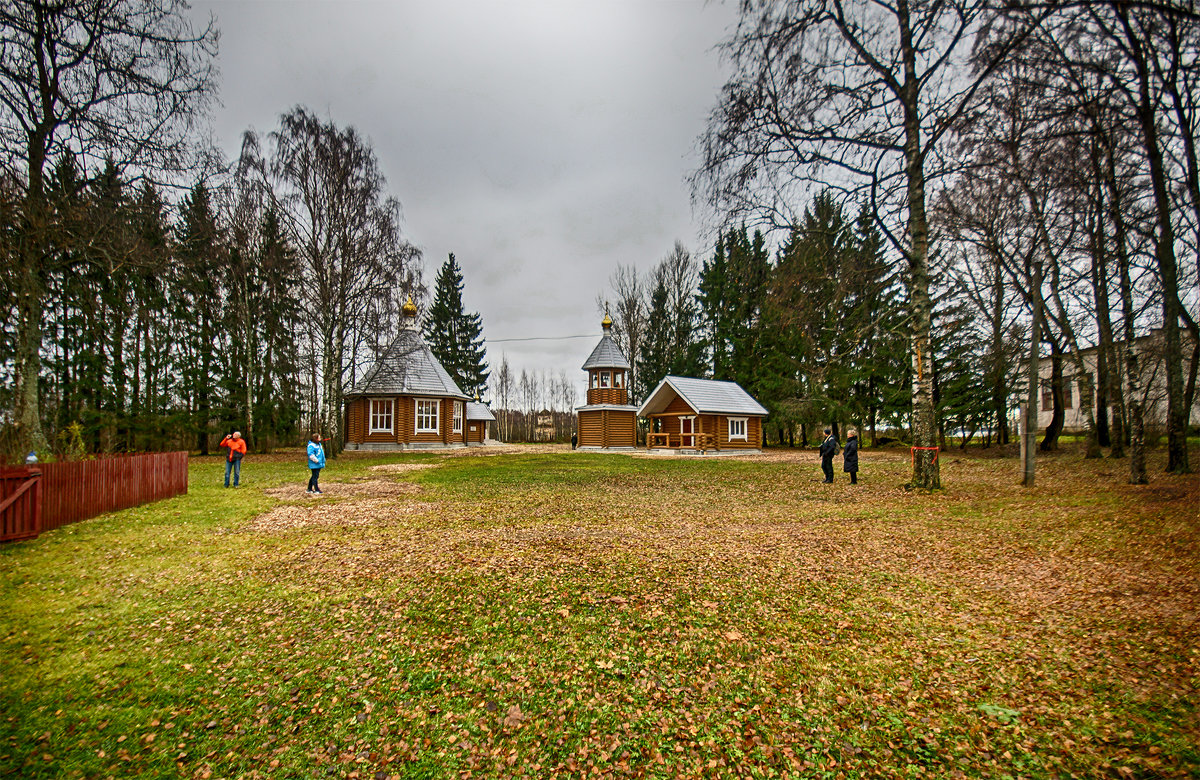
[1, 445, 1197, 779]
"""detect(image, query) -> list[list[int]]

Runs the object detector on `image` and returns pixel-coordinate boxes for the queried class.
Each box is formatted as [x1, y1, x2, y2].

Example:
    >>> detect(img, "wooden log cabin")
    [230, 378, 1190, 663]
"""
[638, 376, 767, 453]
[344, 297, 473, 450]
[575, 312, 638, 450]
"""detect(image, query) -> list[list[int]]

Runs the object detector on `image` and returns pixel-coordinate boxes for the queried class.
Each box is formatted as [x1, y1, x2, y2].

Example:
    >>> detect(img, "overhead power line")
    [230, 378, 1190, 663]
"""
[486, 335, 596, 344]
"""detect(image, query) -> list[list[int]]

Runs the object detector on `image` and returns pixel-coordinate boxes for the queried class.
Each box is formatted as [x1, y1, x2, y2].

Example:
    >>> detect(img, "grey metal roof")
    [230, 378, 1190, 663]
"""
[581, 332, 631, 370]
[350, 327, 470, 400]
[465, 401, 495, 421]
[637, 375, 768, 417]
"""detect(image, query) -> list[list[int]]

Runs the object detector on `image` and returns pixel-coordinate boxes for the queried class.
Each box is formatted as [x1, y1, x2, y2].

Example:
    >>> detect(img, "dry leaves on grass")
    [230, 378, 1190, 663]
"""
[263, 480, 422, 501]
[251, 479, 430, 532]
[439, 443, 571, 457]
[10, 446, 1197, 779]
[368, 463, 439, 474]
[246, 498, 436, 532]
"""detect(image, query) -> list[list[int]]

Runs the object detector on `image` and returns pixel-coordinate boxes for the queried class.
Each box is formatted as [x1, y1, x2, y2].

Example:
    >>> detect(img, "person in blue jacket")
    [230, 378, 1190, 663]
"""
[306, 434, 326, 494]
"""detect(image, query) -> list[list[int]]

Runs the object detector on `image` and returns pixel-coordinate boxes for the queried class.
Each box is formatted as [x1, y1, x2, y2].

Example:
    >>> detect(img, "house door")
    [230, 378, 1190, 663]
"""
[680, 417, 695, 448]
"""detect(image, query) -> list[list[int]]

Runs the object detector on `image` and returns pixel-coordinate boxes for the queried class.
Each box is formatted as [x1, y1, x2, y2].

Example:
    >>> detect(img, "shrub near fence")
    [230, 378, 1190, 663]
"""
[1, 452, 188, 541]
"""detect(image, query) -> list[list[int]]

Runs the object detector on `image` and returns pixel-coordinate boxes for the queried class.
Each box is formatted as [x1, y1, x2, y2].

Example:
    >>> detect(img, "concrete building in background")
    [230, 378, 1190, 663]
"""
[1036, 329, 1200, 435]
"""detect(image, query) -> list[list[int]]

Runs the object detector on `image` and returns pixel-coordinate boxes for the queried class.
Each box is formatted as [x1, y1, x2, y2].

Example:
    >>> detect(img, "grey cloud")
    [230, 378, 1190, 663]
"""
[194, 0, 734, 397]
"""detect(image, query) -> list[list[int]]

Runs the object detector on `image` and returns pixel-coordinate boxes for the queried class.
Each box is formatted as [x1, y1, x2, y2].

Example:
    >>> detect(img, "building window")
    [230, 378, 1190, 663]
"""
[453, 401, 463, 433]
[614, 371, 624, 388]
[1041, 381, 1053, 411]
[1063, 382, 1073, 410]
[416, 399, 439, 433]
[591, 372, 600, 389]
[369, 399, 393, 434]
[599, 371, 611, 388]
[728, 417, 748, 441]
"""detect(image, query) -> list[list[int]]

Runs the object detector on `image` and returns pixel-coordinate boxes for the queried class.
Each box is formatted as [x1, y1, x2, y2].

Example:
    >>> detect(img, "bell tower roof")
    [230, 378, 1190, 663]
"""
[581, 312, 631, 370]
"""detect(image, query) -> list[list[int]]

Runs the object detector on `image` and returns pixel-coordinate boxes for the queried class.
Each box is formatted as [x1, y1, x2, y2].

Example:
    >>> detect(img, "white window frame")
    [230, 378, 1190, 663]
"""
[591, 372, 600, 389]
[728, 417, 748, 441]
[453, 401, 463, 434]
[599, 371, 611, 388]
[368, 398, 394, 434]
[614, 371, 624, 388]
[415, 398, 439, 433]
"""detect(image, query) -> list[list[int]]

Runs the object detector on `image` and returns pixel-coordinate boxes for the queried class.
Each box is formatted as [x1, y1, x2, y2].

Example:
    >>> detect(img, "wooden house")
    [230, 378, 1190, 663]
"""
[465, 400, 495, 445]
[575, 312, 638, 449]
[343, 297, 472, 450]
[638, 376, 767, 453]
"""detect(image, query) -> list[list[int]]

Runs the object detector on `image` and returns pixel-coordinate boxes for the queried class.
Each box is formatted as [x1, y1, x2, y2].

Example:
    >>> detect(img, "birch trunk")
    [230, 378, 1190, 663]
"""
[900, 0, 939, 489]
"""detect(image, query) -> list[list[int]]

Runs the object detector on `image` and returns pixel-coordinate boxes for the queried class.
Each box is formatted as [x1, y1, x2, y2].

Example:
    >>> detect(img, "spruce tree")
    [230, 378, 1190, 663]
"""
[423, 253, 489, 396]
[636, 277, 674, 400]
[636, 243, 703, 399]
[174, 181, 223, 455]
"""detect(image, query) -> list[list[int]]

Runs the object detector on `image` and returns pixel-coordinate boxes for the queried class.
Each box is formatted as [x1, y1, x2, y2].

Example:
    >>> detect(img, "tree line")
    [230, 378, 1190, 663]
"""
[599, 202, 906, 448]
[489, 359, 576, 443]
[0, 1, 429, 460]
[685, 0, 1197, 485]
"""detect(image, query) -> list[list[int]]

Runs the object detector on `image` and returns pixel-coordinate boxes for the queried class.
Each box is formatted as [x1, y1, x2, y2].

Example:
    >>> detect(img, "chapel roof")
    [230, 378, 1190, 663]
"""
[349, 327, 470, 400]
[637, 375, 768, 417]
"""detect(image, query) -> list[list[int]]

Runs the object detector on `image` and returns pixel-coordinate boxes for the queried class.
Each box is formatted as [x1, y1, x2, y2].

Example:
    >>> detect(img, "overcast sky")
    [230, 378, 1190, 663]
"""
[192, 0, 737, 402]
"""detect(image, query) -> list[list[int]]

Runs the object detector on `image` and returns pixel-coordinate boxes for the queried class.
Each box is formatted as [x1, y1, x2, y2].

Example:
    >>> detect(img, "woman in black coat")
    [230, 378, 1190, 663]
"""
[843, 428, 859, 484]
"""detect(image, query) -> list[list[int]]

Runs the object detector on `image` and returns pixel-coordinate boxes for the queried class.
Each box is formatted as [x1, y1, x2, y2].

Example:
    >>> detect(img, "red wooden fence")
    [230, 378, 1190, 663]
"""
[0, 467, 42, 542]
[0, 452, 188, 541]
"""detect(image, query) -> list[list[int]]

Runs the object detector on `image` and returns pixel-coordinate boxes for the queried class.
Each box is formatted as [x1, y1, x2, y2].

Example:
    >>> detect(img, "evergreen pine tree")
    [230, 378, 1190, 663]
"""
[636, 276, 674, 400]
[423, 253, 489, 396]
[174, 182, 223, 455]
[766, 191, 907, 442]
[254, 208, 303, 447]
[129, 181, 173, 450]
[636, 243, 703, 399]
[697, 234, 731, 378]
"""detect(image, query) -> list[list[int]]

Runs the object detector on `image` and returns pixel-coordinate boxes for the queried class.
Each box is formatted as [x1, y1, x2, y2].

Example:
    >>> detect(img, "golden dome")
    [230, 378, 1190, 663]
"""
[402, 296, 418, 317]
[601, 311, 613, 328]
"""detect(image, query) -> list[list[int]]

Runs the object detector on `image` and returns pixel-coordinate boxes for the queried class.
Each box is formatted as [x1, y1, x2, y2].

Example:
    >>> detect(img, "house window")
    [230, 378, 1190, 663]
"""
[591, 372, 600, 389]
[416, 399, 439, 433]
[599, 371, 611, 388]
[728, 417, 748, 441]
[453, 401, 463, 433]
[614, 372, 624, 388]
[369, 399, 393, 434]
[1040, 380, 1072, 411]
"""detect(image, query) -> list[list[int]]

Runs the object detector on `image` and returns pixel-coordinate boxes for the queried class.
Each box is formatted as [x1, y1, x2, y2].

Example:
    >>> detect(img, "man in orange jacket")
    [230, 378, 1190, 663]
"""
[219, 431, 247, 487]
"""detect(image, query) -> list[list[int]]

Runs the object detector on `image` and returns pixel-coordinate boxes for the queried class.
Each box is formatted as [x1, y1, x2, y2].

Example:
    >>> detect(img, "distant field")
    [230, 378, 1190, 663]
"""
[2, 445, 1196, 778]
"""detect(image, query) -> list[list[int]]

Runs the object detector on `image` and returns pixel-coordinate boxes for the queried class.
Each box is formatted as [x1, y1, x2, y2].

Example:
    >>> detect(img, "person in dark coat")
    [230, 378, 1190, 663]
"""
[843, 428, 859, 484]
[818, 427, 839, 483]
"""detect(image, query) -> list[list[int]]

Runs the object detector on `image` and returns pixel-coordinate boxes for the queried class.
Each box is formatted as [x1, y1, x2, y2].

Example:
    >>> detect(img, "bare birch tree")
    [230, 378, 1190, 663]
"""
[268, 107, 420, 452]
[694, 0, 1049, 488]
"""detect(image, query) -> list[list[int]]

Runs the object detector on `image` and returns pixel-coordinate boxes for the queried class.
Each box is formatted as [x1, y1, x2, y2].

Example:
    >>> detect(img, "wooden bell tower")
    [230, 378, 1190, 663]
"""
[575, 311, 638, 449]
